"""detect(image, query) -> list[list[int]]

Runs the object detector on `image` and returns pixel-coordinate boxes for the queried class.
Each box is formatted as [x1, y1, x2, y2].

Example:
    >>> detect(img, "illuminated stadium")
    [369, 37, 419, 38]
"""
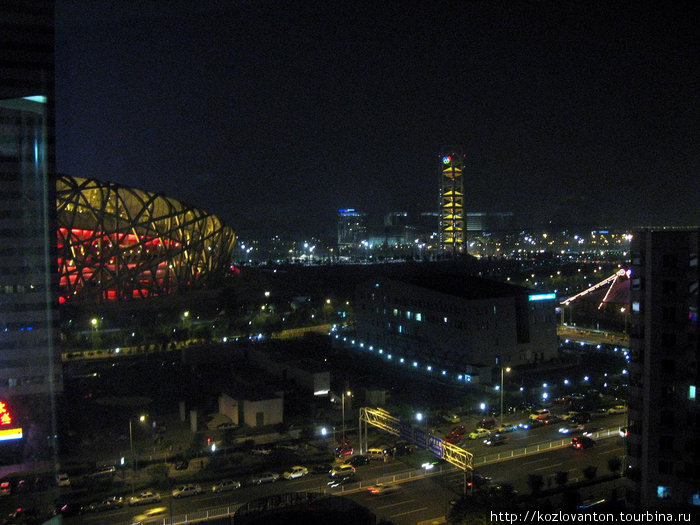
[56, 174, 236, 303]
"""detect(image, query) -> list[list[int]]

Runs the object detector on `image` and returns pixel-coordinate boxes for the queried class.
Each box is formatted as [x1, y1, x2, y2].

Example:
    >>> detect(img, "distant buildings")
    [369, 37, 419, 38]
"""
[353, 273, 558, 383]
[0, 1, 62, 448]
[337, 208, 367, 253]
[626, 228, 699, 508]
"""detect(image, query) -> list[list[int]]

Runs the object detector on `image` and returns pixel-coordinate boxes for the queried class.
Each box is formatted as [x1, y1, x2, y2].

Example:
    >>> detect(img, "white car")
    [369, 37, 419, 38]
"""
[128, 491, 162, 506]
[283, 466, 309, 480]
[558, 423, 584, 434]
[171, 484, 202, 498]
[212, 479, 241, 492]
[249, 472, 279, 484]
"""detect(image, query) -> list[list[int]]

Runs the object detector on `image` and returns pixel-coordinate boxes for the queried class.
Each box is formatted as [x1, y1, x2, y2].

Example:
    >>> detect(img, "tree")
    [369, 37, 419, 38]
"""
[527, 473, 545, 496]
[582, 466, 598, 481]
[555, 471, 569, 487]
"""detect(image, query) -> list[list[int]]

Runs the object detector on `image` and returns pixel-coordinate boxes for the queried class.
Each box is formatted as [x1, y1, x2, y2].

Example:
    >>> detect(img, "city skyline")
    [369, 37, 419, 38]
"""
[55, 2, 699, 237]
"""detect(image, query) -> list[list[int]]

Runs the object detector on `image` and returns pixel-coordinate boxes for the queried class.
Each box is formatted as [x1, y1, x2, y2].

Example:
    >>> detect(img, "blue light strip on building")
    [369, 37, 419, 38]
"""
[528, 293, 556, 302]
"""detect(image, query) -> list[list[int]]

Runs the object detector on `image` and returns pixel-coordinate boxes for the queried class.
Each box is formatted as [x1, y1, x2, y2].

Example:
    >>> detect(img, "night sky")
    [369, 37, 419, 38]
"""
[55, 1, 699, 237]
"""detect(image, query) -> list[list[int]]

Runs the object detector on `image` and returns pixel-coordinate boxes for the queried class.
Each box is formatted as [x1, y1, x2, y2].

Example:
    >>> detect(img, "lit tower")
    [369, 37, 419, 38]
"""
[438, 148, 465, 255]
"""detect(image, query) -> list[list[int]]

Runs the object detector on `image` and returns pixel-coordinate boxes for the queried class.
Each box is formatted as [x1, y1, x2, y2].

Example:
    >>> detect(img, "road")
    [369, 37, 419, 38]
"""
[62, 413, 626, 524]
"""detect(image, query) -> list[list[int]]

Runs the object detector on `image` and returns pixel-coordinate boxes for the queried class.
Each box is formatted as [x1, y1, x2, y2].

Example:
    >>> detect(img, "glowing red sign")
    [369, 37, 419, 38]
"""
[0, 402, 12, 426]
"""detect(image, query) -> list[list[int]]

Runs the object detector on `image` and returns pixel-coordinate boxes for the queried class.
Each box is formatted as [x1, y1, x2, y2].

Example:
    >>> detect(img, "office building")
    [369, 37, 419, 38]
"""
[0, 0, 61, 454]
[354, 273, 558, 383]
[438, 149, 465, 255]
[626, 228, 699, 508]
[337, 208, 367, 251]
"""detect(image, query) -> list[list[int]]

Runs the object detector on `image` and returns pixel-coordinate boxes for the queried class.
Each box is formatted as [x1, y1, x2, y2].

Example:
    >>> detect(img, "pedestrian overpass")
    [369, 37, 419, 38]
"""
[358, 407, 474, 493]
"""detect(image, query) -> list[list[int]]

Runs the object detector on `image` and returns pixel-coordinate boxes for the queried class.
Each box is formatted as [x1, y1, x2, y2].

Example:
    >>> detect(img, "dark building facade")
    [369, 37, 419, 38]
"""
[354, 274, 557, 383]
[626, 228, 699, 508]
[0, 0, 61, 457]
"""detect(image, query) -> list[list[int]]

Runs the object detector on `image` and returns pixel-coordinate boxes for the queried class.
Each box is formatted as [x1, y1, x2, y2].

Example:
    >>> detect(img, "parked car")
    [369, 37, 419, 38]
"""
[391, 441, 414, 456]
[212, 479, 241, 492]
[275, 441, 300, 451]
[367, 483, 401, 495]
[249, 472, 279, 485]
[84, 496, 124, 512]
[442, 413, 461, 424]
[172, 484, 202, 498]
[282, 466, 309, 480]
[347, 455, 370, 466]
[479, 418, 496, 429]
[329, 464, 356, 478]
[129, 491, 162, 506]
[448, 425, 467, 437]
[571, 436, 596, 449]
[174, 459, 189, 470]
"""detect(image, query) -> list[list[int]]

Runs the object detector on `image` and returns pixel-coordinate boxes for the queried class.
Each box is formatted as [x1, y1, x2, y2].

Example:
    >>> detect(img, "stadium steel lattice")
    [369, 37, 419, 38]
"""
[56, 174, 236, 303]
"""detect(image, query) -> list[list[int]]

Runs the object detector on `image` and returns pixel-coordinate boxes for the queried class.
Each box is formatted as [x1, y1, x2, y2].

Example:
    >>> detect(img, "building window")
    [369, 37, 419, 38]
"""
[415, 313, 422, 322]
[632, 301, 641, 313]
[657, 486, 671, 499]
[690, 385, 697, 401]
[392, 308, 398, 317]
[406, 311, 412, 320]
[443, 317, 448, 324]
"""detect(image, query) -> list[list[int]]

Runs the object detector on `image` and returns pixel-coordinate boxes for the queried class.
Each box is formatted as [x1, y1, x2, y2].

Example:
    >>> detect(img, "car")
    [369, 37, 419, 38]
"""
[132, 506, 167, 523]
[570, 412, 591, 424]
[129, 491, 162, 506]
[251, 445, 273, 456]
[347, 455, 370, 466]
[484, 434, 507, 446]
[561, 411, 579, 420]
[571, 436, 596, 449]
[367, 483, 401, 495]
[85, 496, 125, 512]
[327, 472, 356, 488]
[445, 433, 462, 444]
[212, 479, 241, 492]
[171, 484, 202, 498]
[529, 409, 550, 421]
[391, 441, 414, 456]
[558, 423, 584, 434]
[88, 465, 116, 479]
[334, 445, 354, 457]
[448, 425, 467, 437]
[283, 466, 309, 480]
[442, 413, 461, 424]
[275, 441, 300, 451]
[608, 405, 627, 415]
[311, 463, 333, 474]
[217, 422, 238, 430]
[468, 428, 491, 440]
[367, 447, 388, 460]
[329, 464, 356, 478]
[542, 415, 562, 425]
[56, 473, 71, 487]
[493, 424, 518, 434]
[0, 481, 11, 497]
[174, 459, 189, 470]
[479, 418, 496, 429]
[582, 426, 603, 437]
[249, 472, 279, 484]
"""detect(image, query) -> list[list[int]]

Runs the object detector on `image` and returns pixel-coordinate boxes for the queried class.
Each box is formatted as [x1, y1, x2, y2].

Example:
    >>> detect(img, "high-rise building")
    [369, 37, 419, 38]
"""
[337, 208, 367, 252]
[626, 228, 699, 508]
[438, 148, 465, 255]
[0, 1, 61, 456]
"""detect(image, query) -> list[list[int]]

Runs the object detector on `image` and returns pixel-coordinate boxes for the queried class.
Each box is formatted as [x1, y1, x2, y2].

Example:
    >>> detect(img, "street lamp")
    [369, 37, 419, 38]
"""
[341, 391, 352, 443]
[129, 415, 146, 495]
[500, 367, 511, 426]
[90, 317, 98, 347]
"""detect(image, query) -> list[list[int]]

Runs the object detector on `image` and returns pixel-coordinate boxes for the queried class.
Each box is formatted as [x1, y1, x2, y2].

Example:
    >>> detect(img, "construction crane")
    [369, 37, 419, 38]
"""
[560, 268, 630, 309]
